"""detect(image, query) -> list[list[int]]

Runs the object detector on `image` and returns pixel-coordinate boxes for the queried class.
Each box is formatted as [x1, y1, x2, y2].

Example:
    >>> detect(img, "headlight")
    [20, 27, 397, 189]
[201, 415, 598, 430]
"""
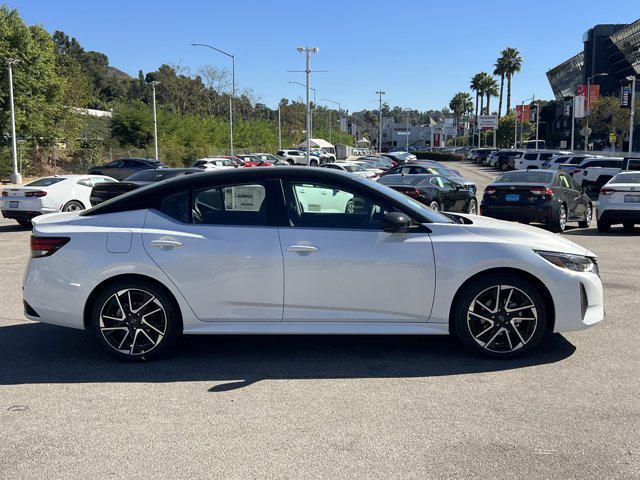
[536, 250, 599, 275]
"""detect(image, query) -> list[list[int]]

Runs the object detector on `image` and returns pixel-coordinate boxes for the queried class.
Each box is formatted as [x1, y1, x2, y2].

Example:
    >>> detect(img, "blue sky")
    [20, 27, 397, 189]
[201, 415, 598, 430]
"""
[7, 0, 639, 112]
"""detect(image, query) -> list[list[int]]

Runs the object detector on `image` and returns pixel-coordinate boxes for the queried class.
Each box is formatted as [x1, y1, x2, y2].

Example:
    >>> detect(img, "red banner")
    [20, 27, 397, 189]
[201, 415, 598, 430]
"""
[515, 105, 531, 122]
[577, 84, 600, 114]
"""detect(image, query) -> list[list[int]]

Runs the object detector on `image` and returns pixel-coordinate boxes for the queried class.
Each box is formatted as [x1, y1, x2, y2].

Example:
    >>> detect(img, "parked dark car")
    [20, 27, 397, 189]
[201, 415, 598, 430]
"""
[378, 174, 478, 214]
[89, 168, 201, 206]
[495, 150, 525, 171]
[381, 163, 476, 194]
[381, 151, 416, 164]
[88, 158, 166, 181]
[481, 169, 592, 233]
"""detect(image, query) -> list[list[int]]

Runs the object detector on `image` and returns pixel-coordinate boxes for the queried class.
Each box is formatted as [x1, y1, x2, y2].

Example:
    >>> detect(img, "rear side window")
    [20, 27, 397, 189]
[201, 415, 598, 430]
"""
[192, 184, 268, 226]
[540, 153, 553, 160]
[160, 192, 189, 223]
[25, 177, 65, 187]
[524, 153, 537, 160]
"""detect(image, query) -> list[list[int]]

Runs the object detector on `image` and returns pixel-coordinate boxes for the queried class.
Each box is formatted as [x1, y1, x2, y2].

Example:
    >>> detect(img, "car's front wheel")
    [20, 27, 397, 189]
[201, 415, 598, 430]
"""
[452, 274, 547, 358]
[429, 200, 440, 211]
[550, 205, 567, 233]
[91, 280, 180, 361]
[62, 200, 84, 212]
[578, 204, 592, 228]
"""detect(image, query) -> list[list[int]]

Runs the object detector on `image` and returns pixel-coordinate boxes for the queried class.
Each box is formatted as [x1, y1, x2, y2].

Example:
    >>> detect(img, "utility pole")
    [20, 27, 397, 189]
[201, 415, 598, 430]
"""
[6, 58, 21, 185]
[406, 109, 410, 152]
[570, 96, 576, 151]
[628, 75, 637, 155]
[278, 104, 282, 150]
[296, 47, 318, 165]
[149, 81, 160, 160]
[191, 43, 235, 154]
[376, 90, 385, 153]
[535, 101, 540, 151]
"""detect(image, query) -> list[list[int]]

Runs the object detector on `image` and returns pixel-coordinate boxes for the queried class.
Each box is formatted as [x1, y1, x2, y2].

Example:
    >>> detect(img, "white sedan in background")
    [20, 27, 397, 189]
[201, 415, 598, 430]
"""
[596, 171, 640, 232]
[191, 158, 239, 171]
[321, 162, 378, 179]
[1, 174, 116, 226]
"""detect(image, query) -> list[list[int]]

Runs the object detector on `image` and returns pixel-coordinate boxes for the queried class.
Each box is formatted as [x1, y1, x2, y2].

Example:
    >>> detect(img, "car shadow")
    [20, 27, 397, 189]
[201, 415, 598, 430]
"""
[0, 323, 576, 391]
[0, 223, 31, 233]
[564, 226, 638, 237]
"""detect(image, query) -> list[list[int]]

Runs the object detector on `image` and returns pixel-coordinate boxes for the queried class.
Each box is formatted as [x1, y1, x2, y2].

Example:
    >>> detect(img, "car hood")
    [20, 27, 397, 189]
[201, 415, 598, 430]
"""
[455, 214, 594, 257]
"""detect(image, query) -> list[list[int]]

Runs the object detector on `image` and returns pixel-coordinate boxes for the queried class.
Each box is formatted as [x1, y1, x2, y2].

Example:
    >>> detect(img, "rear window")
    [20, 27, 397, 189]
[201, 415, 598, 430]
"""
[126, 170, 165, 181]
[611, 173, 640, 184]
[495, 171, 554, 184]
[25, 177, 66, 187]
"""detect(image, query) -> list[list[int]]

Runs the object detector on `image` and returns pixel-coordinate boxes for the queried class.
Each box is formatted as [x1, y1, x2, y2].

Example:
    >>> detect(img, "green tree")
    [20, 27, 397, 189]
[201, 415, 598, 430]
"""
[493, 56, 507, 119]
[0, 6, 66, 147]
[587, 95, 639, 150]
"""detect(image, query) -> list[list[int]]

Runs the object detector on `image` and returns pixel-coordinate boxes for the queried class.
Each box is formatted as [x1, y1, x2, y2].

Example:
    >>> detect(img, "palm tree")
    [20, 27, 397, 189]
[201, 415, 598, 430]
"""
[483, 76, 499, 115]
[470, 73, 483, 121]
[500, 47, 523, 114]
[493, 56, 507, 119]
[449, 92, 473, 126]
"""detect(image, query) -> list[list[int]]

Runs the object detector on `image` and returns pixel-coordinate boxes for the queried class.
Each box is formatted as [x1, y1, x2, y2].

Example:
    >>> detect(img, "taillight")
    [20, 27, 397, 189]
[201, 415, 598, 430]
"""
[530, 187, 554, 196]
[25, 191, 47, 198]
[484, 187, 496, 195]
[599, 188, 614, 196]
[30, 236, 70, 258]
[400, 188, 420, 197]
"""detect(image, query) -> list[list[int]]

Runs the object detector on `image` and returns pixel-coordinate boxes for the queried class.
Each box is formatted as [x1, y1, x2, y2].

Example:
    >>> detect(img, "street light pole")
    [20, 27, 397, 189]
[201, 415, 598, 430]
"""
[628, 75, 637, 155]
[289, 81, 316, 138]
[406, 109, 410, 152]
[191, 43, 235, 154]
[149, 81, 160, 160]
[570, 95, 576, 151]
[376, 90, 385, 153]
[321, 98, 341, 145]
[296, 47, 318, 165]
[535, 101, 540, 151]
[584, 72, 607, 152]
[6, 58, 21, 185]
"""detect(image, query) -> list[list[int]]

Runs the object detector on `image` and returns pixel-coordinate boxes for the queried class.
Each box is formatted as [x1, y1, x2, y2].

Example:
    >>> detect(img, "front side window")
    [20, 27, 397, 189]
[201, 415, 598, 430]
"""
[283, 181, 390, 230]
[192, 184, 268, 226]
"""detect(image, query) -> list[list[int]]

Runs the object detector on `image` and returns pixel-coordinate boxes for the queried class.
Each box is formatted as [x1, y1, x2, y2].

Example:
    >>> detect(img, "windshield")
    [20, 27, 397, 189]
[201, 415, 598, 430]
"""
[611, 173, 640, 184]
[26, 177, 66, 187]
[495, 171, 554, 184]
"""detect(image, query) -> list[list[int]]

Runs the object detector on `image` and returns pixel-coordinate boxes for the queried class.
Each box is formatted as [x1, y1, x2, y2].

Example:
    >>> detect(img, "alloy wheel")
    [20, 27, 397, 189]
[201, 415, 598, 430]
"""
[466, 284, 538, 354]
[468, 199, 478, 215]
[64, 201, 83, 212]
[99, 288, 167, 356]
[559, 206, 567, 231]
[429, 201, 439, 211]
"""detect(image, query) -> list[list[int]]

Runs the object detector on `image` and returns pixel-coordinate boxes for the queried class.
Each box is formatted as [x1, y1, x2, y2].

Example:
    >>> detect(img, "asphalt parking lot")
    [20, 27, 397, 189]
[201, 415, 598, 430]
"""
[1, 161, 639, 479]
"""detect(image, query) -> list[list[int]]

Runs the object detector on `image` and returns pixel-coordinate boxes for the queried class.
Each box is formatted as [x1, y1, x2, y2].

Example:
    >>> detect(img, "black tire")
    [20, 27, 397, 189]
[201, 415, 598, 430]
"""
[310, 159, 318, 167]
[597, 220, 611, 232]
[286, 159, 294, 165]
[17, 219, 32, 228]
[578, 204, 592, 228]
[549, 205, 567, 233]
[62, 200, 84, 212]
[452, 274, 548, 359]
[90, 280, 181, 361]
[623, 223, 635, 232]
[345, 199, 354, 214]
[467, 198, 478, 215]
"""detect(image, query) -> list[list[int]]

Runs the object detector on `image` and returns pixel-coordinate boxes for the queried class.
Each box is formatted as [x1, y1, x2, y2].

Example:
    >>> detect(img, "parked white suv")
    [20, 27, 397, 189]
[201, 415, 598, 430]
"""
[578, 157, 624, 188]
[276, 150, 309, 165]
[514, 151, 563, 170]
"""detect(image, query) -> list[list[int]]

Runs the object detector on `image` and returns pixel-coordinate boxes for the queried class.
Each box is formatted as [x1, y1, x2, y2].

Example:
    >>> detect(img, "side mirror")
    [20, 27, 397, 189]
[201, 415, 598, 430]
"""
[381, 212, 411, 233]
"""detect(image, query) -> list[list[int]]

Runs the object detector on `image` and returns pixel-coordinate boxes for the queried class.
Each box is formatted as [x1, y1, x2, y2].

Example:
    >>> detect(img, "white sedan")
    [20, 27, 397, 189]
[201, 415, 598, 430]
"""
[596, 171, 640, 232]
[1, 174, 116, 226]
[191, 158, 239, 171]
[321, 162, 378, 179]
[23, 167, 603, 360]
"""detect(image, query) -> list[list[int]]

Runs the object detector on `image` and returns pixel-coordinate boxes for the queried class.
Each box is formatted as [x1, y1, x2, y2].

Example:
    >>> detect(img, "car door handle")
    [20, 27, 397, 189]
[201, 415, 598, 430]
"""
[287, 244, 319, 253]
[148, 237, 183, 250]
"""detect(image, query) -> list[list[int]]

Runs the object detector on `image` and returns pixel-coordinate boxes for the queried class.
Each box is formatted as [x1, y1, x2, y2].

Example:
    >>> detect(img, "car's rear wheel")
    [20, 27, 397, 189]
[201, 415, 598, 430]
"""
[62, 200, 84, 212]
[91, 280, 180, 361]
[16, 219, 32, 228]
[578, 204, 592, 228]
[310, 159, 318, 167]
[429, 200, 440, 211]
[597, 219, 611, 232]
[452, 275, 548, 358]
[550, 205, 567, 233]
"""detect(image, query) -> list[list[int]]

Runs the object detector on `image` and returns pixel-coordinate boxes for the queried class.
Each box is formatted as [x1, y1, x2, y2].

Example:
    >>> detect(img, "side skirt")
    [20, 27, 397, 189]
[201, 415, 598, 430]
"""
[184, 321, 450, 336]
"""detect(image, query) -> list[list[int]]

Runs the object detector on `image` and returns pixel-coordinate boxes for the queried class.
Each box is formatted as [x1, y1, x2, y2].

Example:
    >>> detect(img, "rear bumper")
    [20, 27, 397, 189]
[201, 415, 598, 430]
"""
[480, 204, 554, 223]
[597, 209, 640, 224]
